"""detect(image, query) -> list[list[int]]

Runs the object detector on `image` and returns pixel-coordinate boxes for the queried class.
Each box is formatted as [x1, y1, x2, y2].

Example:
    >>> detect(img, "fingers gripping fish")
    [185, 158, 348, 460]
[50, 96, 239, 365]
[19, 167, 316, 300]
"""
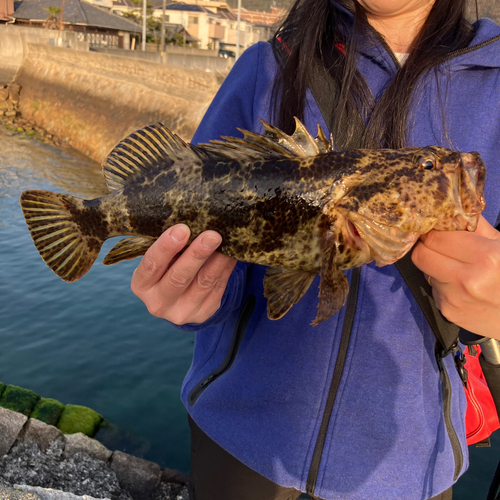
[20, 119, 486, 325]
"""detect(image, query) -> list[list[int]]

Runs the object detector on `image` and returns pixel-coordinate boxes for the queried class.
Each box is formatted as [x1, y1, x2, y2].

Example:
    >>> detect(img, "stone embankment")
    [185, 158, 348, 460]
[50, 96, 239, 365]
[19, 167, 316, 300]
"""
[1, 26, 224, 163]
[14, 44, 222, 164]
[0, 407, 189, 500]
[1, 83, 61, 147]
[0, 384, 189, 500]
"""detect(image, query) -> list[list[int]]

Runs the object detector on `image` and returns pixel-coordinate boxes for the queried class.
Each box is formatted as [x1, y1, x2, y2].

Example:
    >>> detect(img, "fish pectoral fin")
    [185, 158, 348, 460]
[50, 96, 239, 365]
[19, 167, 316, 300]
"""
[102, 236, 157, 265]
[264, 267, 316, 320]
[313, 258, 349, 326]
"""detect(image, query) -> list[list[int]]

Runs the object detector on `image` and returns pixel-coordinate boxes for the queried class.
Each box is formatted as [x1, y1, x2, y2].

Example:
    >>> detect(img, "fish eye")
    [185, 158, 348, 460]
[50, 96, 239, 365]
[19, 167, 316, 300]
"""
[418, 157, 436, 170]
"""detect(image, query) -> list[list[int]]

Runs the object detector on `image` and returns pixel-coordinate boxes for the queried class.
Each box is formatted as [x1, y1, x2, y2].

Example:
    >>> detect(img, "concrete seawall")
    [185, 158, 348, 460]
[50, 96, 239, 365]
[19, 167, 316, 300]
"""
[0, 25, 88, 84]
[14, 43, 222, 163]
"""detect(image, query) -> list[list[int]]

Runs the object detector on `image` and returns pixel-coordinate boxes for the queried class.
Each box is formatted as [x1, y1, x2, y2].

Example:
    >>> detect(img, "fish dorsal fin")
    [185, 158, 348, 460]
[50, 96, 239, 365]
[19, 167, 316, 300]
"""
[102, 124, 205, 191]
[197, 118, 327, 162]
[316, 124, 332, 153]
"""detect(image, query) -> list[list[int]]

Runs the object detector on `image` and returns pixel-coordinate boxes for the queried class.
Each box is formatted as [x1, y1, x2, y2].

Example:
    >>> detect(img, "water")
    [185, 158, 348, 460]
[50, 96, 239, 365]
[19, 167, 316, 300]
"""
[0, 126, 498, 497]
[0, 127, 194, 473]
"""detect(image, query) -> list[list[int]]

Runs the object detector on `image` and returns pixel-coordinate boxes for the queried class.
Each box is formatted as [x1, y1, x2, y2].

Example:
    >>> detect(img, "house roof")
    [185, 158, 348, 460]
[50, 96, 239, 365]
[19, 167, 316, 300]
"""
[163, 21, 198, 42]
[164, 3, 215, 14]
[13, 0, 142, 32]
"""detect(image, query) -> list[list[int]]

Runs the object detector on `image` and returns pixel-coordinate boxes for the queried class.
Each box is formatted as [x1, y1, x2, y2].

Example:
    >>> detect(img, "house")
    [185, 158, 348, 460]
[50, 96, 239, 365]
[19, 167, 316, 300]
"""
[113, 0, 223, 49]
[11, 0, 142, 48]
[162, 3, 224, 50]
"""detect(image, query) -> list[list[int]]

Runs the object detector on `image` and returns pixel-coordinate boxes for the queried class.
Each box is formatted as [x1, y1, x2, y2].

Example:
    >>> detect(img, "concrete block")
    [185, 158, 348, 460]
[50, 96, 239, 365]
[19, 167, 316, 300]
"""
[64, 432, 112, 462]
[0, 407, 28, 456]
[110, 450, 160, 500]
[18, 418, 63, 452]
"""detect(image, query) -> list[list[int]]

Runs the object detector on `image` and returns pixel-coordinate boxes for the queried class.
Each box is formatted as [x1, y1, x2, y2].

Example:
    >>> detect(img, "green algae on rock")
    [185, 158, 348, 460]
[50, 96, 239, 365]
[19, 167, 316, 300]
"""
[57, 404, 102, 437]
[0, 385, 40, 416]
[31, 397, 65, 426]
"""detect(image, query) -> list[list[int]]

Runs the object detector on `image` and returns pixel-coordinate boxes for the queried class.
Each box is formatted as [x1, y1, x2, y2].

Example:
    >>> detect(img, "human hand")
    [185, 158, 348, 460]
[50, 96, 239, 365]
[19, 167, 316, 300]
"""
[412, 216, 500, 339]
[131, 224, 237, 325]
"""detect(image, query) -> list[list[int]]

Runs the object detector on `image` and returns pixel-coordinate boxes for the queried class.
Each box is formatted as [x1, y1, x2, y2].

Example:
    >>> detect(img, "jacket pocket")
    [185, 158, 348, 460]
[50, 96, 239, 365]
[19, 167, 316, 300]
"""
[188, 294, 256, 405]
[436, 344, 464, 481]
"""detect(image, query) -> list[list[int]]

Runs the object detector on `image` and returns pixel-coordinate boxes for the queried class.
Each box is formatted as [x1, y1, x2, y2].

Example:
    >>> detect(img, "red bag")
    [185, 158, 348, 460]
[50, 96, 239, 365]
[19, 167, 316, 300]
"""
[464, 345, 500, 445]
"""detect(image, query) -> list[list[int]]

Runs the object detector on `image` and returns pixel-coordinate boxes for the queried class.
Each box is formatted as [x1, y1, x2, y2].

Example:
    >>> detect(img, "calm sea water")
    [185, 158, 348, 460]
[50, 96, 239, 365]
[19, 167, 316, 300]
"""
[0, 127, 498, 497]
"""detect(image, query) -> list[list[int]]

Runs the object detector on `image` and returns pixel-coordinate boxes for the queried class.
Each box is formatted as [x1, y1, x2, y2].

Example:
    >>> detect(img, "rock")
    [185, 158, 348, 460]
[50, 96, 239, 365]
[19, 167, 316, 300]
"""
[5, 110, 17, 118]
[57, 405, 102, 438]
[30, 399, 64, 427]
[0, 441, 131, 500]
[64, 433, 111, 463]
[0, 485, 42, 499]
[8, 84, 21, 103]
[150, 482, 189, 500]
[0, 87, 8, 101]
[0, 386, 40, 417]
[14, 485, 108, 500]
[160, 468, 189, 486]
[0, 408, 28, 457]
[0, 101, 9, 110]
[110, 451, 160, 500]
[18, 419, 63, 452]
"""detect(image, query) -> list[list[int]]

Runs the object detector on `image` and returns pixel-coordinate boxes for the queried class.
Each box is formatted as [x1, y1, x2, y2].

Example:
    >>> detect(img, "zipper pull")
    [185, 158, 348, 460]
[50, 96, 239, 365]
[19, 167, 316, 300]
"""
[200, 375, 215, 388]
[454, 346, 469, 389]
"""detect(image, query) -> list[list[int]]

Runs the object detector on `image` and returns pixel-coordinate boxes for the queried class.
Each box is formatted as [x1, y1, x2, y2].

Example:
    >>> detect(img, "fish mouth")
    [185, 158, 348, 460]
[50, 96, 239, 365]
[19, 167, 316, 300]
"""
[446, 152, 486, 232]
[345, 212, 420, 267]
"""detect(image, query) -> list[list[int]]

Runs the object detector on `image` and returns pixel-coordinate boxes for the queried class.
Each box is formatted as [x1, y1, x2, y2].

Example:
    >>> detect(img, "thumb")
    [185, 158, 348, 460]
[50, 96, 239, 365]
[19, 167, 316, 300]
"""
[475, 215, 500, 241]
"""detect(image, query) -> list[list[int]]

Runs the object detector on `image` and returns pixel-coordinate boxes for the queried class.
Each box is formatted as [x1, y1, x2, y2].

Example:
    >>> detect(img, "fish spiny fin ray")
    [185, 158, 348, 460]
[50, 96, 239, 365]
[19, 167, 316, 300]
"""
[103, 236, 157, 265]
[102, 124, 206, 192]
[197, 118, 324, 161]
[316, 124, 332, 153]
[20, 190, 103, 282]
[264, 268, 316, 320]
[313, 248, 349, 325]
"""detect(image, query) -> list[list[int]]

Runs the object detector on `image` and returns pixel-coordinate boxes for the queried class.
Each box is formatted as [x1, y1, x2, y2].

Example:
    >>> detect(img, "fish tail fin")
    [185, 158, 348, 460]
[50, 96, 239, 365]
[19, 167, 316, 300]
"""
[20, 190, 103, 282]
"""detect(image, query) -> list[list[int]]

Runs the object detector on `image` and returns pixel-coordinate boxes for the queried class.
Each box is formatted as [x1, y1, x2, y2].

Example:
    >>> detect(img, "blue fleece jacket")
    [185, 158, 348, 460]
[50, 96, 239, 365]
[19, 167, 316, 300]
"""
[179, 16, 500, 500]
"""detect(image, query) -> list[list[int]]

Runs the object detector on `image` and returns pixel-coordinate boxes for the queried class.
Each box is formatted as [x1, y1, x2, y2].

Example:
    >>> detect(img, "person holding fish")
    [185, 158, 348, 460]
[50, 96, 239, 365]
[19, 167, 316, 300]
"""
[129, 0, 500, 498]
[19, 0, 500, 499]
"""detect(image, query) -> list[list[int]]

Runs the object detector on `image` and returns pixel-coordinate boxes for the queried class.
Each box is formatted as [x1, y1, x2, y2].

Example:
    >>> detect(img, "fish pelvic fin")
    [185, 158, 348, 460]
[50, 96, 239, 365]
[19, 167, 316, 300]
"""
[264, 267, 316, 320]
[20, 190, 103, 282]
[313, 251, 349, 326]
[102, 124, 206, 192]
[103, 236, 157, 265]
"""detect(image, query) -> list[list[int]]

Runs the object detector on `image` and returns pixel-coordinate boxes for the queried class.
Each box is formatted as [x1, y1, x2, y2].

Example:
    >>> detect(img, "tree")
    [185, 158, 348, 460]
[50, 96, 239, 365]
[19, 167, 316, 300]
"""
[43, 6, 61, 30]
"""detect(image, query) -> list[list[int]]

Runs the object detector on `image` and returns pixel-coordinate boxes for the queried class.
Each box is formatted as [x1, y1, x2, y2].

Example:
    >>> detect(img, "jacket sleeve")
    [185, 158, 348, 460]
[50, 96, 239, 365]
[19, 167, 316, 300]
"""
[173, 44, 265, 332]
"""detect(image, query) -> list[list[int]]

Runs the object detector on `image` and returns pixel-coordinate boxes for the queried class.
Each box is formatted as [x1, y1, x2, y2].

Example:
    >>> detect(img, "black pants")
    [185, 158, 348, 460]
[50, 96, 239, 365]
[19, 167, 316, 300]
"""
[188, 415, 453, 500]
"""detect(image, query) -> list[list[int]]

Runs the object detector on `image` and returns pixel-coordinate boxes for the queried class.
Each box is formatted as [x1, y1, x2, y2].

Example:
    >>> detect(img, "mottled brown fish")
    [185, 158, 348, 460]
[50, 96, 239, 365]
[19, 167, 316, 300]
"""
[20, 119, 486, 324]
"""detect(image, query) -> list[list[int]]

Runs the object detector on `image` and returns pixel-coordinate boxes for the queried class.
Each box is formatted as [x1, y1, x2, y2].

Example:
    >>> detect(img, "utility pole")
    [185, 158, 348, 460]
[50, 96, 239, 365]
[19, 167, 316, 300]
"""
[160, 0, 166, 54]
[235, 0, 241, 60]
[142, 0, 146, 51]
[58, 0, 65, 46]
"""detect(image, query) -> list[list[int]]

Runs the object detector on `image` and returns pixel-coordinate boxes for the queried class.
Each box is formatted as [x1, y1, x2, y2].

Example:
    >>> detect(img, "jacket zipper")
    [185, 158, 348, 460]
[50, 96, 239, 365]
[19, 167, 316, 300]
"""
[306, 267, 361, 496]
[436, 345, 464, 481]
[188, 294, 256, 405]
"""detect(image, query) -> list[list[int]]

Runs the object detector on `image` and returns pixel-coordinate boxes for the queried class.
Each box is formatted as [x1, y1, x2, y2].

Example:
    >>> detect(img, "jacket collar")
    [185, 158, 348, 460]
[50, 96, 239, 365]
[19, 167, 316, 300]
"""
[332, 2, 500, 72]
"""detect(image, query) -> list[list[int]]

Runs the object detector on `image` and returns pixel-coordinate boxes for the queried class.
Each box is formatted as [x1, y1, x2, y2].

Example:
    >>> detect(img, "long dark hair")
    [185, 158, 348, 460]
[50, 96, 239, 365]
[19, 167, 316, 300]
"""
[272, 0, 477, 149]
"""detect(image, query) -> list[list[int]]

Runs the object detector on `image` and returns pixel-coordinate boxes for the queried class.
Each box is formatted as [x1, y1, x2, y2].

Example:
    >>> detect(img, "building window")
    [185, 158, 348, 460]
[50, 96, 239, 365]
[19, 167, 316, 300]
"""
[188, 16, 198, 24]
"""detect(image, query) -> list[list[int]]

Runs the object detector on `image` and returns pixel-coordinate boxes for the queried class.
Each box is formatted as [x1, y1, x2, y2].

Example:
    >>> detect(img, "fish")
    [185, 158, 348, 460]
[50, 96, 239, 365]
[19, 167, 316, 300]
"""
[19, 119, 486, 325]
